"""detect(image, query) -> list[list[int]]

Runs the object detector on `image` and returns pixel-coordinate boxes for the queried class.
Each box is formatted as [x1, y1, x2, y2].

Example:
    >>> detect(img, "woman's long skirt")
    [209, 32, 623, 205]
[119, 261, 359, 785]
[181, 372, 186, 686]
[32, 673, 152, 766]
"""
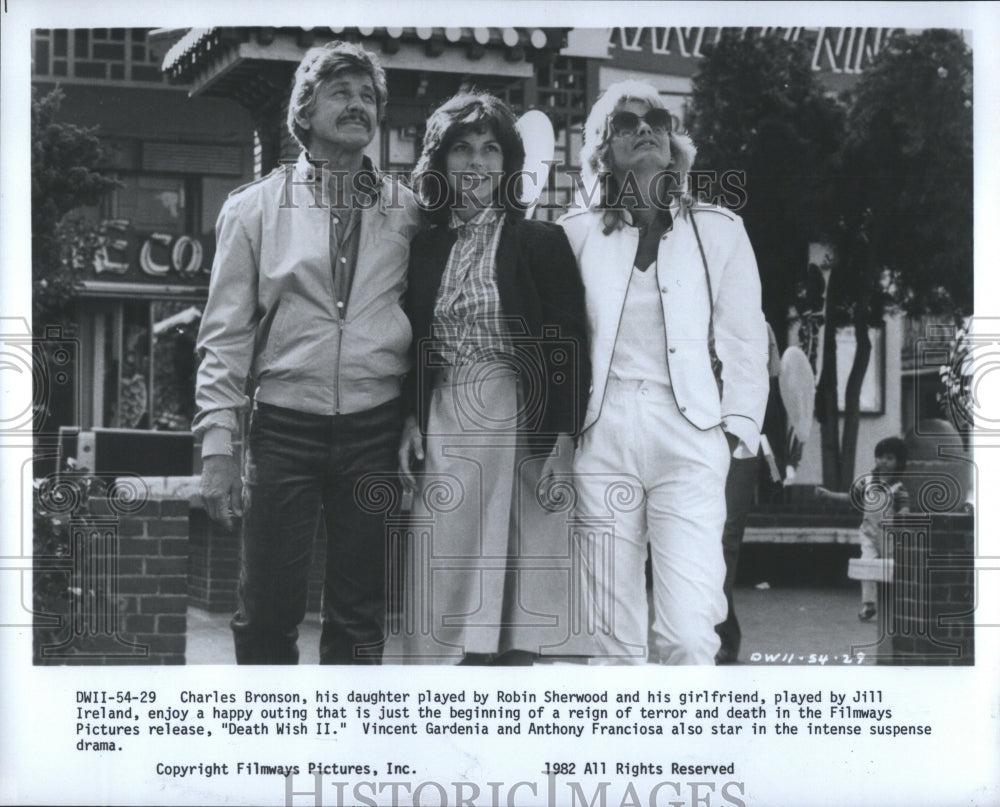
[400, 363, 575, 663]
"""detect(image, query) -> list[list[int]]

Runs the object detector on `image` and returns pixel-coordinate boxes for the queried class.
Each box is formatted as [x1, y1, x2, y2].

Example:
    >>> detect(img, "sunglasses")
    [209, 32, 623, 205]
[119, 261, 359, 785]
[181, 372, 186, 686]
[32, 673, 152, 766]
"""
[608, 108, 674, 138]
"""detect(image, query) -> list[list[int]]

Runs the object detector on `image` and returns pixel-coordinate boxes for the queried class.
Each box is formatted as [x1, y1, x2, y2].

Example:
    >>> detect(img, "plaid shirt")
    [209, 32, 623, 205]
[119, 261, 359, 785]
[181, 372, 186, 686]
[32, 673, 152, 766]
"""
[433, 207, 511, 365]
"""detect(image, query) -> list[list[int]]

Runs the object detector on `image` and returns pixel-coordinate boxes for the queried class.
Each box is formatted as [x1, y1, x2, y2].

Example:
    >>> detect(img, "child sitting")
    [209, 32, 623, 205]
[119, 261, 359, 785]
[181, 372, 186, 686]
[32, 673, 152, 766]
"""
[816, 436, 911, 621]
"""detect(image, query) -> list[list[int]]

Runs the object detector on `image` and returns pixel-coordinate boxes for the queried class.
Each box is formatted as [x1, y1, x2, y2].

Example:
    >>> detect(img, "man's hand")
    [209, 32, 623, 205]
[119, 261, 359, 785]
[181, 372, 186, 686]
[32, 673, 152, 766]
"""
[200, 454, 243, 530]
[398, 415, 424, 491]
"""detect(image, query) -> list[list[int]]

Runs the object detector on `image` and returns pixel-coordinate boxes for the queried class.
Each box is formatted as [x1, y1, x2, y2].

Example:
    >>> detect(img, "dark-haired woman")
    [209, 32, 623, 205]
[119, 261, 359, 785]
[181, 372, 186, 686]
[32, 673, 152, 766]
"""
[397, 92, 589, 665]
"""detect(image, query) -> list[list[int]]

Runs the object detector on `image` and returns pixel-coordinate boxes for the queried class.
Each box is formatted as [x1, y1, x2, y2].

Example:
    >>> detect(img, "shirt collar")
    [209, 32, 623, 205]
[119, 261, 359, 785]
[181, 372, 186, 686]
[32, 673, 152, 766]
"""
[449, 206, 503, 231]
[294, 151, 383, 206]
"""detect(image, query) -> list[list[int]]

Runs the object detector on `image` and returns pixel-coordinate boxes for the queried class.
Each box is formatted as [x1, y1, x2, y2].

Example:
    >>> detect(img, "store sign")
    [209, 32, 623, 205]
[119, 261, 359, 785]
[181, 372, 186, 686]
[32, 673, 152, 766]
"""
[611, 27, 905, 76]
[91, 219, 214, 286]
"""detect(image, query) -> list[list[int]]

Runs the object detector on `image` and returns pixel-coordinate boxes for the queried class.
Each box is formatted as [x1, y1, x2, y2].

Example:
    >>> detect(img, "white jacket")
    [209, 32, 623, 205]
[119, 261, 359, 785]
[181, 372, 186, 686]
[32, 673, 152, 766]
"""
[558, 201, 769, 452]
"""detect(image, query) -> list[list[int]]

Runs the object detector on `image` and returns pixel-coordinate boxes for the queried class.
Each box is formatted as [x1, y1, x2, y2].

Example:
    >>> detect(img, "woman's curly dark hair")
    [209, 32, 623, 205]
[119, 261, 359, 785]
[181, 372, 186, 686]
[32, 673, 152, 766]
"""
[411, 92, 527, 225]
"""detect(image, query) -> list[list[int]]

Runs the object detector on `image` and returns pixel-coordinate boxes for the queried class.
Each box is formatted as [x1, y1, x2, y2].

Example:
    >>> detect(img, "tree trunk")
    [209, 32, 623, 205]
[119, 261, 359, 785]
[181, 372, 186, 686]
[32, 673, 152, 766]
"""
[838, 242, 873, 489]
[815, 266, 841, 488]
[840, 319, 872, 489]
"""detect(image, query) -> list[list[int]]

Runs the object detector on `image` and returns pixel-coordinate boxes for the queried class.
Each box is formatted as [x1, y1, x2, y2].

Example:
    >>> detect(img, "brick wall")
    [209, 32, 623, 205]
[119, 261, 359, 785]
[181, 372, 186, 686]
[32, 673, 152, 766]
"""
[35, 488, 189, 665]
[107, 497, 190, 664]
[187, 508, 239, 612]
[877, 513, 975, 665]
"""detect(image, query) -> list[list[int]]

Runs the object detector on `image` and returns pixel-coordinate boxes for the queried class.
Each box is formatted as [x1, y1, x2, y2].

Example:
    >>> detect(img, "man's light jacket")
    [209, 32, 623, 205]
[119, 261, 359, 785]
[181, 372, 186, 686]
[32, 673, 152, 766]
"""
[193, 152, 421, 454]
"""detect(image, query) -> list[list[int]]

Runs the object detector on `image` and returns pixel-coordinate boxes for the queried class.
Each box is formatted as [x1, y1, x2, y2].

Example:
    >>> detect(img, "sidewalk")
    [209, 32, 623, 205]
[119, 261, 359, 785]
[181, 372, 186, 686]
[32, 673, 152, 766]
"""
[186, 585, 880, 665]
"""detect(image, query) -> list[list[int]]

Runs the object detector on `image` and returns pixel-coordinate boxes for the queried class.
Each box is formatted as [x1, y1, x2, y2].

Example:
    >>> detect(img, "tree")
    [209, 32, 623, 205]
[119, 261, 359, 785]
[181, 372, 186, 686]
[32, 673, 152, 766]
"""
[686, 31, 844, 339]
[32, 87, 117, 334]
[685, 30, 844, 474]
[817, 29, 973, 487]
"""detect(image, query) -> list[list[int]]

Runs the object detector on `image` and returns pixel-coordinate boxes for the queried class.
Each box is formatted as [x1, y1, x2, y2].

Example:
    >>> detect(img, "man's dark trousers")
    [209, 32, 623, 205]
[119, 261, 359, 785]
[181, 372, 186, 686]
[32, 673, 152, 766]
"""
[231, 398, 401, 664]
[715, 454, 759, 662]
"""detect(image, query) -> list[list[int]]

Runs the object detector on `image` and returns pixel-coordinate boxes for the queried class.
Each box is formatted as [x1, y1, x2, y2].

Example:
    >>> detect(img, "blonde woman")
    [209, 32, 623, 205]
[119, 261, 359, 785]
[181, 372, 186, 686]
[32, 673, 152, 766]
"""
[559, 80, 769, 665]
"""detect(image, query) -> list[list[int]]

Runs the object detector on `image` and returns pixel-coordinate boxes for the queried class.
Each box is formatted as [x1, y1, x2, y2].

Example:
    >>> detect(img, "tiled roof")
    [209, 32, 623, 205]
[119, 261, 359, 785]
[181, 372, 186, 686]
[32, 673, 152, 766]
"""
[163, 27, 568, 82]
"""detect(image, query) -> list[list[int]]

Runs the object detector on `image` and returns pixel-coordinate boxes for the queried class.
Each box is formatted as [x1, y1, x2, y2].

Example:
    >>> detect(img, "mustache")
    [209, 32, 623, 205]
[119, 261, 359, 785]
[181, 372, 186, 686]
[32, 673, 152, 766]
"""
[338, 113, 371, 127]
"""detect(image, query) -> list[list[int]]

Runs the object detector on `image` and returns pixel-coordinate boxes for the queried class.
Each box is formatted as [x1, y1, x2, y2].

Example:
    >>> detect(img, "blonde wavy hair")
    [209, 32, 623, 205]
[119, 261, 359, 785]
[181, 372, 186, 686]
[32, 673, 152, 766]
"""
[578, 79, 697, 231]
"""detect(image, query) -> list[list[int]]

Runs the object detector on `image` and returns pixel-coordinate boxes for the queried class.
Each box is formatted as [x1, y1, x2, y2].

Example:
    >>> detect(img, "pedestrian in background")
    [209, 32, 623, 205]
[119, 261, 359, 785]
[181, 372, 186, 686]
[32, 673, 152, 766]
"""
[714, 321, 782, 664]
[816, 436, 911, 622]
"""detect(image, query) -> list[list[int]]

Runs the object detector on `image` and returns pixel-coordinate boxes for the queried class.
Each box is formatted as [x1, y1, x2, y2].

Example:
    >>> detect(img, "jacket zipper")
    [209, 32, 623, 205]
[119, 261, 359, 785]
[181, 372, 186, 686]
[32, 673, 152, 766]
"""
[331, 200, 345, 416]
[334, 308, 344, 414]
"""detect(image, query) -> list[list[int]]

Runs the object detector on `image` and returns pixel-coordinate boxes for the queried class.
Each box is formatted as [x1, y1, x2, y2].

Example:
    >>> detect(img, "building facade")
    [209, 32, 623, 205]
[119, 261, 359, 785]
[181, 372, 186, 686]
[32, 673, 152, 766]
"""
[34, 25, 960, 483]
[33, 28, 256, 475]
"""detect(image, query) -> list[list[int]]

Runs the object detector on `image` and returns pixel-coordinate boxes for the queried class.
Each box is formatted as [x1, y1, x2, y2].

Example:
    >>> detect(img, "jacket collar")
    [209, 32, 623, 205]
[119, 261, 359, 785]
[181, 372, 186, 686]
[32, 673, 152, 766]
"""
[293, 150, 388, 213]
[618, 194, 684, 229]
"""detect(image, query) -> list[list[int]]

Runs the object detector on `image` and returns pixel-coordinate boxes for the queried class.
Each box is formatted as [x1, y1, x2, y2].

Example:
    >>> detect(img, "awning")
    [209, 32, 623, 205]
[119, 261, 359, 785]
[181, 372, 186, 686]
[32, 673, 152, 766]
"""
[162, 27, 569, 98]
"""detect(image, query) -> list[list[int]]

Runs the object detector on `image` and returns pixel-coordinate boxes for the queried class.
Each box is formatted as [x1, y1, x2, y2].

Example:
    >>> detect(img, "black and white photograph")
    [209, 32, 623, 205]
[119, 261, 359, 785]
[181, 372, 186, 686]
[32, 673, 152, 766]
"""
[2, 2, 998, 805]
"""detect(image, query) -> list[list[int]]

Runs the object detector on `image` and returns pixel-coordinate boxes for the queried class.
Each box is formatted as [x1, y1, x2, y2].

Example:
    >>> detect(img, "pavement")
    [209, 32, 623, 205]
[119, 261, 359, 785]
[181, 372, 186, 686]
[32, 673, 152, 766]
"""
[186, 585, 881, 665]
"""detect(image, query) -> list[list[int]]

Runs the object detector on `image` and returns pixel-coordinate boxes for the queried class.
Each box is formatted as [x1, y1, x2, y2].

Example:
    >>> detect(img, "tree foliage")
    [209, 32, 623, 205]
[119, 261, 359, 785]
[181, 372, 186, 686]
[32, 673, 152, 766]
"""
[686, 31, 845, 333]
[686, 29, 973, 488]
[817, 29, 973, 486]
[685, 31, 844, 478]
[829, 28, 973, 323]
[32, 87, 118, 333]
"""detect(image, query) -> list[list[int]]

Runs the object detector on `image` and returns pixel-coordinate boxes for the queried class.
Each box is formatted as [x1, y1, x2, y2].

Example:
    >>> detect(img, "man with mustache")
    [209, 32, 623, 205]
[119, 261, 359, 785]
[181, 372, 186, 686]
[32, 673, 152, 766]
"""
[194, 42, 421, 664]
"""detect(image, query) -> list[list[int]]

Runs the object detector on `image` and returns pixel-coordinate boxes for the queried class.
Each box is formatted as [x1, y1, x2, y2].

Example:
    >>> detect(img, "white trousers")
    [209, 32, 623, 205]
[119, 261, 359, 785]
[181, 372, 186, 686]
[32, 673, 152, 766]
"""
[858, 526, 883, 605]
[573, 379, 729, 664]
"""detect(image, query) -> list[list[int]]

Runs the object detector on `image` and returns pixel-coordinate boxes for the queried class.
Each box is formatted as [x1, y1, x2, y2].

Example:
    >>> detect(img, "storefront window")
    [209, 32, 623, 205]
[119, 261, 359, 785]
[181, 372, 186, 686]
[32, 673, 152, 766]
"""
[151, 300, 200, 431]
[112, 175, 187, 232]
[95, 301, 151, 429]
[98, 307, 116, 427]
[117, 303, 151, 428]
[74, 170, 211, 435]
[85, 298, 201, 433]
